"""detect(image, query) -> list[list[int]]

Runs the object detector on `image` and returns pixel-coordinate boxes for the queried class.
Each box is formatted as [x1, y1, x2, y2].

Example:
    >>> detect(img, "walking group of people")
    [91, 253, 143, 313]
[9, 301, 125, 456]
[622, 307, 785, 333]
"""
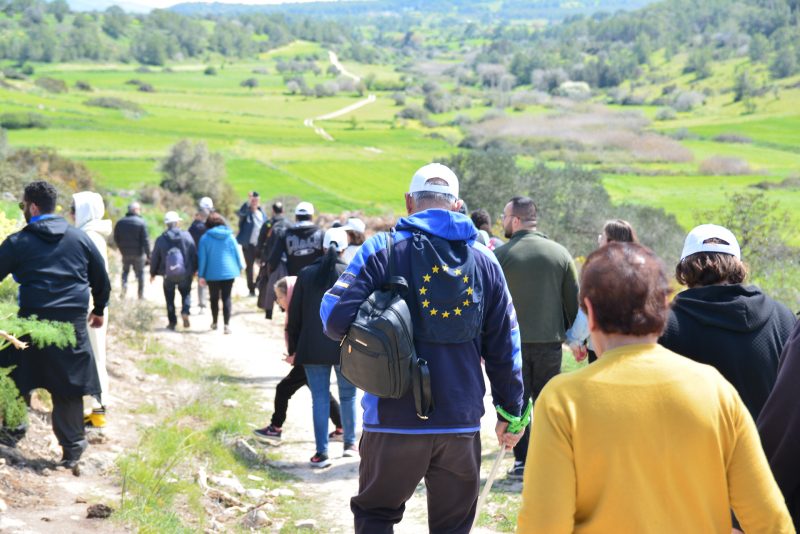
[0, 164, 799, 534]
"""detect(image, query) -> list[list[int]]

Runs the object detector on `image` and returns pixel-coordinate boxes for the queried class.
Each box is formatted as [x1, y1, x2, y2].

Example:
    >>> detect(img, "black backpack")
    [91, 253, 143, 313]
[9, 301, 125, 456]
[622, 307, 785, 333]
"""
[339, 230, 433, 419]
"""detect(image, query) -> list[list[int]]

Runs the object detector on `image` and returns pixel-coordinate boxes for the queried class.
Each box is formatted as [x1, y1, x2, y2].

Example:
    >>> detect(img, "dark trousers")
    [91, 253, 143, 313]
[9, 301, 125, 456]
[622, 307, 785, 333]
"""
[243, 244, 258, 294]
[351, 431, 481, 534]
[271, 364, 342, 428]
[51, 393, 87, 461]
[121, 255, 146, 299]
[207, 279, 234, 325]
[163, 276, 192, 326]
[513, 342, 562, 463]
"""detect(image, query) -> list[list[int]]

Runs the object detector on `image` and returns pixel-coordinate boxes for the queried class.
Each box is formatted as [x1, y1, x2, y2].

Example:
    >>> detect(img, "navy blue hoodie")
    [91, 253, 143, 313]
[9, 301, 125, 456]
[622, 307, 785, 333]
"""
[321, 209, 523, 434]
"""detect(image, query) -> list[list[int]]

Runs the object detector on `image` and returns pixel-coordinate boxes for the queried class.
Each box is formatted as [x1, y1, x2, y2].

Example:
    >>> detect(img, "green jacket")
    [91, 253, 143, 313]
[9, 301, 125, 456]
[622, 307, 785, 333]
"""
[494, 230, 579, 343]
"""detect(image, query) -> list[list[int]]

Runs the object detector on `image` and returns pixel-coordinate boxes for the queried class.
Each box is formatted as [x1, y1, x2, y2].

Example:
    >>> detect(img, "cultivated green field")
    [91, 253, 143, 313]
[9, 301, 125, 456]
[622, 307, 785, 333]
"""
[3, 41, 800, 235]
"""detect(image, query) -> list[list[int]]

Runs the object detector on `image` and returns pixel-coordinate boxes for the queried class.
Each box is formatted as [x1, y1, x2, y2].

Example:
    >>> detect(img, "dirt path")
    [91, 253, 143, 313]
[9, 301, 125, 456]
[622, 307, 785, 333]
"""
[303, 50, 377, 142]
[1, 267, 513, 532]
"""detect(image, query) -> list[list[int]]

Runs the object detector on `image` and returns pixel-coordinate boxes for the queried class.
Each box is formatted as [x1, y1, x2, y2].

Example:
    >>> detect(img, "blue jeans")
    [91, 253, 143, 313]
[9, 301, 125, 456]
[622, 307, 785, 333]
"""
[304, 365, 356, 455]
[163, 276, 192, 326]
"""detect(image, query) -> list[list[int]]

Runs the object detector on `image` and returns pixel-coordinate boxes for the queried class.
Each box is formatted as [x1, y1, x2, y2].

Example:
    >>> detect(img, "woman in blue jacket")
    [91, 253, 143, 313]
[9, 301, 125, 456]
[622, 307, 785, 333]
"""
[198, 212, 244, 334]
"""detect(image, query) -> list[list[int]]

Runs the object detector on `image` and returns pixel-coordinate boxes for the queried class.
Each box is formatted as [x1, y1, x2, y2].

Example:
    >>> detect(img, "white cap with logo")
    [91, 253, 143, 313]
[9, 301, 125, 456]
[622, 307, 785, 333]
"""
[198, 196, 213, 210]
[295, 201, 315, 216]
[408, 163, 459, 198]
[323, 227, 349, 252]
[680, 224, 741, 261]
[164, 211, 181, 224]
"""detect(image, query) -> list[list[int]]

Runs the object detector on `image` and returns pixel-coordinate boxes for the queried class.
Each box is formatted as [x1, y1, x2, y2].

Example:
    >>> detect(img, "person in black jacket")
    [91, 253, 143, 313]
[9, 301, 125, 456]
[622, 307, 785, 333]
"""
[267, 201, 323, 277]
[758, 319, 800, 527]
[189, 197, 213, 314]
[0, 181, 111, 470]
[288, 227, 357, 468]
[256, 202, 289, 318]
[659, 224, 796, 419]
[150, 211, 198, 331]
[236, 192, 266, 297]
[113, 201, 150, 300]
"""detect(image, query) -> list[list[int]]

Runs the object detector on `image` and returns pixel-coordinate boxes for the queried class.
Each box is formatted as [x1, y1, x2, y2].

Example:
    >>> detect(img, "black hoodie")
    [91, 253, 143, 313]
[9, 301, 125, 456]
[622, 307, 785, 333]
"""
[0, 216, 111, 315]
[757, 319, 800, 527]
[659, 284, 796, 419]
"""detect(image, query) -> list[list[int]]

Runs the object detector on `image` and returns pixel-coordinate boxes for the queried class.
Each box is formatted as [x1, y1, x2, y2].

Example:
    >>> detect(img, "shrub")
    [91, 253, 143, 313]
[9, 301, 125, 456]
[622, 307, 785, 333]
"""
[85, 97, 144, 114]
[699, 156, 753, 175]
[240, 78, 259, 90]
[672, 91, 705, 112]
[0, 112, 49, 129]
[138, 83, 156, 93]
[125, 78, 143, 86]
[391, 92, 406, 106]
[204, 66, 217, 76]
[2, 68, 26, 80]
[252, 67, 268, 75]
[135, 66, 152, 73]
[35, 77, 68, 94]
[20, 64, 34, 76]
[397, 105, 428, 120]
[655, 107, 677, 121]
[75, 80, 93, 91]
[712, 133, 753, 144]
[314, 81, 338, 97]
[159, 139, 229, 206]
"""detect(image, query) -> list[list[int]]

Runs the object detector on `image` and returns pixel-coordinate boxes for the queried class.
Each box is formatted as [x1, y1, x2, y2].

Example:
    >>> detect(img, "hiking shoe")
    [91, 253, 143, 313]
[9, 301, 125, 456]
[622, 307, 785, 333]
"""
[343, 443, 359, 458]
[328, 428, 344, 442]
[167, 323, 176, 331]
[84, 408, 106, 429]
[253, 425, 281, 442]
[182, 313, 190, 328]
[309, 452, 331, 468]
[210, 322, 218, 331]
[198, 306, 206, 315]
[507, 461, 524, 480]
[224, 325, 232, 335]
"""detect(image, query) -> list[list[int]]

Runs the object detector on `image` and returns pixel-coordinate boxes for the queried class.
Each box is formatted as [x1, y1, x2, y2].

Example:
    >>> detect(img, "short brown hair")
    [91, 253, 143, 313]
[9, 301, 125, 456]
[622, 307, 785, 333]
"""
[603, 219, 638, 244]
[675, 238, 747, 288]
[205, 212, 225, 229]
[580, 242, 671, 336]
[345, 229, 365, 246]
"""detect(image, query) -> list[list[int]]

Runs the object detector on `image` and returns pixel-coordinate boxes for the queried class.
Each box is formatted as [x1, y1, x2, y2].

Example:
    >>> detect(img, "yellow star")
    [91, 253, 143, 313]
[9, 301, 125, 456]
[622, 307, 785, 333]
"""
[441, 264, 449, 272]
[432, 265, 440, 274]
[467, 287, 473, 295]
[430, 308, 438, 316]
[463, 299, 470, 307]
[454, 268, 462, 275]
[420, 287, 427, 295]
[463, 275, 469, 283]
[423, 274, 431, 283]
[422, 299, 430, 308]
[442, 311, 450, 318]
[454, 307, 462, 316]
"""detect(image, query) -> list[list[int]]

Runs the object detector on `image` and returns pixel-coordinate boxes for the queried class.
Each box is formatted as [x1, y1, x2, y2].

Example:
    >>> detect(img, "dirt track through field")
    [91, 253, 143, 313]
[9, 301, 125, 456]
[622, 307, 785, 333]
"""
[303, 50, 377, 142]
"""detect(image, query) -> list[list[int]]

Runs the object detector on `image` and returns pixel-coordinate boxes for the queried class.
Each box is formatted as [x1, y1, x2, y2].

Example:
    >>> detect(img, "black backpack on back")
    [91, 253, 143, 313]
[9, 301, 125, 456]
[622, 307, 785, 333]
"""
[339, 230, 433, 419]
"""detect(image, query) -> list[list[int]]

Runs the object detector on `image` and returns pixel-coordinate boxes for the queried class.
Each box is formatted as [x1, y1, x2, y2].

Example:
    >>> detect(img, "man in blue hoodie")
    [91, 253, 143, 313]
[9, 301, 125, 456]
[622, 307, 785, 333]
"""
[321, 163, 524, 533]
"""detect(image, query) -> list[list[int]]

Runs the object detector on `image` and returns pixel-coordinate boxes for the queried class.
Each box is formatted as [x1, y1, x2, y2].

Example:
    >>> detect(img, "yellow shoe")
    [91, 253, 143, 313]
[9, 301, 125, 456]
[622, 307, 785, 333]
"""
[84, 410, 106, 428]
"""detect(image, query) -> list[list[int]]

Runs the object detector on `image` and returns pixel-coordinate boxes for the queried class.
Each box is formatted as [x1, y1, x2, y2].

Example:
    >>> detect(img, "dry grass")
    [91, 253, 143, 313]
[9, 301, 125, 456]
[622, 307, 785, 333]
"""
[470, 106, 694, 163]
[698, 156, 754, 175]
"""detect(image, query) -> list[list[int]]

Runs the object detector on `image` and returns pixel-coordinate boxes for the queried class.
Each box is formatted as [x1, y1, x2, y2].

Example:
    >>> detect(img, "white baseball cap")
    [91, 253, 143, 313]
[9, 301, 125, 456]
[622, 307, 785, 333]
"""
[323, 227, 349, 252]
[198, 196, 213, 210]
[164, 211, 181, 224]
[295, 201, 315, 216]
[680, 224, 741, 261]
[409, 163, 459, 198]
[344, 217, 366, 234]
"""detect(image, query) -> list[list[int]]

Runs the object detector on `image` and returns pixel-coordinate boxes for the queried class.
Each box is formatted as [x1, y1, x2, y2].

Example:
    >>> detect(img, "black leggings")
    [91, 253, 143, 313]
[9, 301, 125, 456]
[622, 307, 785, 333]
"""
[207, 279, 234, 325]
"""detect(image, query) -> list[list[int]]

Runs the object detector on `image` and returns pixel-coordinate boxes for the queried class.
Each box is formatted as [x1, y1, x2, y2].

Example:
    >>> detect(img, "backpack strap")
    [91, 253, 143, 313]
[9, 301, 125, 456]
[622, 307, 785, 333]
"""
[386, 228, 408, 296]
[413, 358, 434, 420]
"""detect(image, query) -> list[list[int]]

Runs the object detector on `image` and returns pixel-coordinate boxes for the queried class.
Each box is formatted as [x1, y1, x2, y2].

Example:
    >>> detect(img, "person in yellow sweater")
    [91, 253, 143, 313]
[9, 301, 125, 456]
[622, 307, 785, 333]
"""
[517, 242, 794, 534]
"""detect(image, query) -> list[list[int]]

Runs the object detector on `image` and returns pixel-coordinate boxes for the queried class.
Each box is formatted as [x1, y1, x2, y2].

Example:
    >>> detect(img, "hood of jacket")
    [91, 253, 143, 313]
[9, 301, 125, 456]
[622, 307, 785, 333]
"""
[206, 225, 233, 240]
[395, 209, 478, 242]
[73, 191, 112, 237]
[164, 227, 185, 243]
[24, 215, 69, 243]
[672, 284, 777, 333]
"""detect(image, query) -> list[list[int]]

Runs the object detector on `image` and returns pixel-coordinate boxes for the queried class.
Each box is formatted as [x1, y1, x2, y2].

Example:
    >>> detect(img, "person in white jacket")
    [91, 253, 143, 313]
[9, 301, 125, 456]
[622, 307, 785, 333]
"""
[71, 192, 112, 428]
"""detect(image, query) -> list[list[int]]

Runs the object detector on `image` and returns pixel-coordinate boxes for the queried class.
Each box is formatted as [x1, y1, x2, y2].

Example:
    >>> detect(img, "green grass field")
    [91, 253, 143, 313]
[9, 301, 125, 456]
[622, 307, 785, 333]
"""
[3, 42, 800, 230]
